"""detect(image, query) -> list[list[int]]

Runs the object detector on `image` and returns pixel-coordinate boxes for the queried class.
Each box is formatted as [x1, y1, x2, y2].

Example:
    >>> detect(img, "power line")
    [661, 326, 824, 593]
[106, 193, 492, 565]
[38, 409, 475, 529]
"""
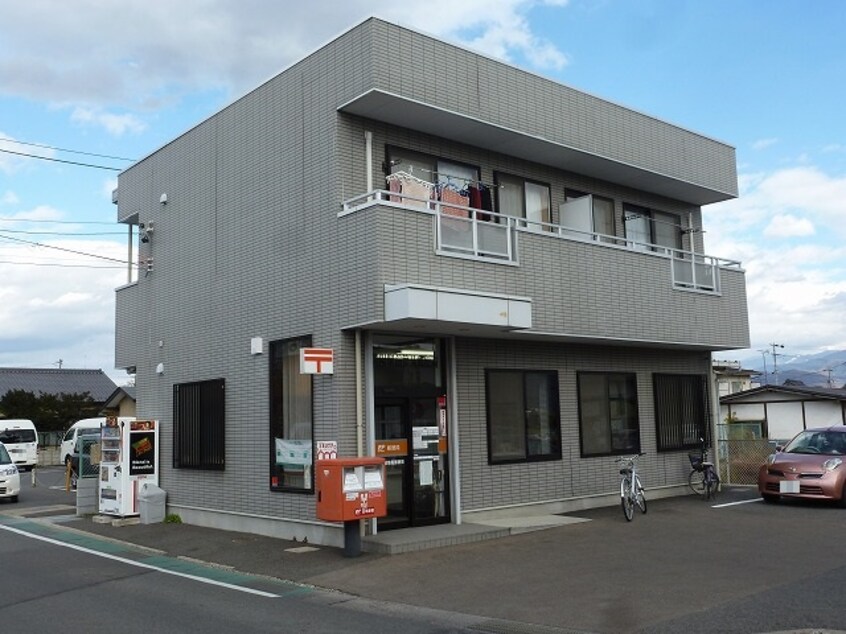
[0, 216, 119, 226]
[0, 137, 135, 162]
[0, 231, 131, 265]
[0, 147, 122, 171]
[0, 228, 124, 236]
[0, 259, 127, 270]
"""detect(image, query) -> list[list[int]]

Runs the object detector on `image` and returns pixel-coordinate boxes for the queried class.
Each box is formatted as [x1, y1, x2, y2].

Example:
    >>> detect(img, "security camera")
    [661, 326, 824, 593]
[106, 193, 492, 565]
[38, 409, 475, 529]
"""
[139, 222, 154, 243]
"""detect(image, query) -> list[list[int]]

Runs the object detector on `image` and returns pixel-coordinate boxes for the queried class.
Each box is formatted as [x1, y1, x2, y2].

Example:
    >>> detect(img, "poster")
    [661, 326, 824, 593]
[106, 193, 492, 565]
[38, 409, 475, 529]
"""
[129, 431, 156, 475]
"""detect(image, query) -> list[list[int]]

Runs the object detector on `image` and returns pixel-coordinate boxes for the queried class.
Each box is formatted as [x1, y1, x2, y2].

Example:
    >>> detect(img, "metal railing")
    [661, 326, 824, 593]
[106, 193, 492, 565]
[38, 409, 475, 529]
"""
[341, 190, 742, 293]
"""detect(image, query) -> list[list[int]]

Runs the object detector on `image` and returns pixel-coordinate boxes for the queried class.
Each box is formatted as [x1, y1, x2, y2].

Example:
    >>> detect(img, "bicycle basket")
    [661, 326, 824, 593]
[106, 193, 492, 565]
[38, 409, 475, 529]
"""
[688, 451, 704, 470]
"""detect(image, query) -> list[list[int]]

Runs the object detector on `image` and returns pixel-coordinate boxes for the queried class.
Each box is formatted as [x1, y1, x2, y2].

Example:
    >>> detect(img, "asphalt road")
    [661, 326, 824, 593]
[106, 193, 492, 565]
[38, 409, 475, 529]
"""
[6, 468, 846, 633]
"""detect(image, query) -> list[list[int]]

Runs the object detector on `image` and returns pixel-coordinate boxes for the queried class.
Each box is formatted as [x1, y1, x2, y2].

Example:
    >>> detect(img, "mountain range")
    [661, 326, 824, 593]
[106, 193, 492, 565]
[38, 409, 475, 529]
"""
[720, 349, 846, 389]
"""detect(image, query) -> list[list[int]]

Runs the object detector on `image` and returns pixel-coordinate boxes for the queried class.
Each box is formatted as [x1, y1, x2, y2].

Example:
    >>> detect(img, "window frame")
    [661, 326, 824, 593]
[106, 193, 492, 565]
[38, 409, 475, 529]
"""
[385, 145, 481, 190]
[623, 203, 682, 250]
[564, 189, 616, 238]
[269, 336, 315, 493]
[173, 378, 225, 470]
[653, 373, 710, 452]
[494, 171, 552, 229]
[577, 371, 641, 458]
[485, 369, 561, 465]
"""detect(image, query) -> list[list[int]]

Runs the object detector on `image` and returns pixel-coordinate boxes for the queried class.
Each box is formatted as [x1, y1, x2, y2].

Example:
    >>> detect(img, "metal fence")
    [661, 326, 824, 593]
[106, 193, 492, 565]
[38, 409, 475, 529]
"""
[717, 423, 777, 485]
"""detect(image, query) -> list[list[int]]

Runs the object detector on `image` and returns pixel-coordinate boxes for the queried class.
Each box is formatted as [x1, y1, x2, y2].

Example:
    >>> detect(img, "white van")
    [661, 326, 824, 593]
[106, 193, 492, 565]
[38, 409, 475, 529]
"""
[60, 417, 135, 467]
[0, 419, 39, 471]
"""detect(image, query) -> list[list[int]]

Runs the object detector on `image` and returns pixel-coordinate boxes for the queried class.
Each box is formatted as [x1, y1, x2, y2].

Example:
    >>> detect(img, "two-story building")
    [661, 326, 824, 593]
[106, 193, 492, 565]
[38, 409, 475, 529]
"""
[114, 18, 749, 546]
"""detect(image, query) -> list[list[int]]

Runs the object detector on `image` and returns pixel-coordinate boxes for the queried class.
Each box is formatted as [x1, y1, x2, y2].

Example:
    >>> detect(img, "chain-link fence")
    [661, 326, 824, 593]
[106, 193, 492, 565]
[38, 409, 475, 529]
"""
[717, 423, 777, 485]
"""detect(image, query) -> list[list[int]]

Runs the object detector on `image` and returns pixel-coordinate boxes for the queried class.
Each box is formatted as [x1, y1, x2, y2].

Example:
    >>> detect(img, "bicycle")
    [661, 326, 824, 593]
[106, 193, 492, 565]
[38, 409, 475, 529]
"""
[688, 437, 720, 500]
[616, 453, 647, 521]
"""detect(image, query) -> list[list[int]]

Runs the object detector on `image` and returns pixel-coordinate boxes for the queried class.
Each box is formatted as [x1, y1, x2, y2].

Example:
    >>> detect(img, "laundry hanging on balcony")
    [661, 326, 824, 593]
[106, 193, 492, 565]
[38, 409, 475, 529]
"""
[438, 183, 471, 231]
[385, 171, 435, 209]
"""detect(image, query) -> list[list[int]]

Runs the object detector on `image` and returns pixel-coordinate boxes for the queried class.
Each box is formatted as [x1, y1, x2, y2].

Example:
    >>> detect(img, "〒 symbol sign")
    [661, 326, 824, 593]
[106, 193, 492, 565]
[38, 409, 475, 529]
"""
[300, 348, 334, 374]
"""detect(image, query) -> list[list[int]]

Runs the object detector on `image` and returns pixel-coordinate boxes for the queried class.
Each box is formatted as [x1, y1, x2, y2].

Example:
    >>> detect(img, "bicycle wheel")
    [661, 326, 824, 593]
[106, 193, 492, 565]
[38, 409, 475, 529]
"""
[621, 477, 634, 521]
[635, 477, 647, 514]
[688, 469, 706, 497]
[705, 468, 719, 501]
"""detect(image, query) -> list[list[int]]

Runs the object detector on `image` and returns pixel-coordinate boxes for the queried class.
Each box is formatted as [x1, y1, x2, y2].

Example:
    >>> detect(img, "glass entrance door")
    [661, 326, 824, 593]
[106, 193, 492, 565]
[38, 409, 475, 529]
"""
[375, 397, 449, 529]
[373, 337, 450, 530]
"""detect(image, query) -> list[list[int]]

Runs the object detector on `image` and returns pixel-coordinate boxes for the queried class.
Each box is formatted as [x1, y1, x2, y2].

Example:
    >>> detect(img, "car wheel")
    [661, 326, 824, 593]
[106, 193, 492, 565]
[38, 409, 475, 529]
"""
[10, 495, 18, 503]
[762, 493, 780, 504]
[839, 483, 846, 509]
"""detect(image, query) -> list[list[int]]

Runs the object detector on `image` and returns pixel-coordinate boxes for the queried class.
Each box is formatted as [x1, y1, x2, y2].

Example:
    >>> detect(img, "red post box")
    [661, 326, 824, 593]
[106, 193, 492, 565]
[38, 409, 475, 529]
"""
[316, 457, 386, 522]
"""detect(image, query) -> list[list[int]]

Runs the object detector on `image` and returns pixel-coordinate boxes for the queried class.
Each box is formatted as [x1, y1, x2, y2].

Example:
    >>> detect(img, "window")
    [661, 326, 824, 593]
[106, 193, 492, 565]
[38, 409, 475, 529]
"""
[486, 370, 561, 463]
[562, 190, 616, 240]
[386, 147, 480, 191]
[173, 378, 225, 470]
[270, 337, 313, 491]
[654, 374, 709, 451]
[623, 204, 682, 250]
[495, 173, 551, 230]
[578, 372, 640, 457]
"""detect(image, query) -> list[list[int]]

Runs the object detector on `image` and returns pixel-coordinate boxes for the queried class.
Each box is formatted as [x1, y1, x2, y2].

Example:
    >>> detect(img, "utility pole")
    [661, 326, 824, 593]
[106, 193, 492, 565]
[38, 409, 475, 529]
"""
[758, 350, 769, 385]
[770, 343, 784, 384]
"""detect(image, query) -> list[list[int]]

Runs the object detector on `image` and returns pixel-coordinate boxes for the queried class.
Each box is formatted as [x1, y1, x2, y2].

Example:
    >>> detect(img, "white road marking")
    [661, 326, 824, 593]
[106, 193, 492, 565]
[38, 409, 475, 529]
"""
[0, 523, 279, 598]
[712, 498, 762, 508]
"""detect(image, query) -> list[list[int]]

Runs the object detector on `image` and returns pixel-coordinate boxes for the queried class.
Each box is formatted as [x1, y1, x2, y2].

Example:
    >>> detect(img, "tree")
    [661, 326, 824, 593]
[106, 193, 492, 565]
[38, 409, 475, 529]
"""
[0, 389, 101, 431]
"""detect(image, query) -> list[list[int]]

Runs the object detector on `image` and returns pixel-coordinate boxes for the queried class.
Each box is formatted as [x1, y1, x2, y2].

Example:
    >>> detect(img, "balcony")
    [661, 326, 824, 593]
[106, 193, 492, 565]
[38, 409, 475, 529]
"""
[341, 190, 741, 296]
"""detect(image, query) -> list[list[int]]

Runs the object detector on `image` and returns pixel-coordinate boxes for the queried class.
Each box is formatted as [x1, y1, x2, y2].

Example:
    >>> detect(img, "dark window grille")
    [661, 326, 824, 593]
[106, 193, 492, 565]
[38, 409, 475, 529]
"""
[654, 373, 710, 451]
[173, 378, 225, 470]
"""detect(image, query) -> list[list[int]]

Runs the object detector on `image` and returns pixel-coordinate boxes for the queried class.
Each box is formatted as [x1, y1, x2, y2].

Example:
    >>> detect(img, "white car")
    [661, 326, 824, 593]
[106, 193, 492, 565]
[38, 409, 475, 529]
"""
[0, 441, 21, 502]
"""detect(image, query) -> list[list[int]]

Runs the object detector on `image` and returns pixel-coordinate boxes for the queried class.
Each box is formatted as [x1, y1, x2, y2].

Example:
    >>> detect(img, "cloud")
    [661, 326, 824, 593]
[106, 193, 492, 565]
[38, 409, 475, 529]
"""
[0, 1, 570, 110]
[71, 107, 146, 137]
[763, 213, 814, 238]
[752, 138, 778, 150]
[0, 236, 126, 377]
[704, 162, 846, 357]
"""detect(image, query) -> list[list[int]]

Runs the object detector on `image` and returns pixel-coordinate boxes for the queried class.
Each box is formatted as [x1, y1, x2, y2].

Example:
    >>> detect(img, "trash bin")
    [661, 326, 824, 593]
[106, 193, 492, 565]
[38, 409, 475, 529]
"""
[138, 483, 166, 524]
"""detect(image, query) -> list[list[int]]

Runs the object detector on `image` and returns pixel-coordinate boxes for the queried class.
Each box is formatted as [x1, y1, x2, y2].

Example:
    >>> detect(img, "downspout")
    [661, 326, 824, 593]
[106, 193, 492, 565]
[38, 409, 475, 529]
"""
[709, 356, 722, 485]
[127, 224, 133, 284]
[364, 131, 373, 196]
[356, 329, 363, 458]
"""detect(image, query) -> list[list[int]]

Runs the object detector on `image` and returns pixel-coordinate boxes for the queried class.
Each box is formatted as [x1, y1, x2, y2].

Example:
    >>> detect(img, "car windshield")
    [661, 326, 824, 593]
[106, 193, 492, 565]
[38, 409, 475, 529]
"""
[0, 429, 35, 444]
[783, 430, 846, 455]
[0, 444, 11, 464]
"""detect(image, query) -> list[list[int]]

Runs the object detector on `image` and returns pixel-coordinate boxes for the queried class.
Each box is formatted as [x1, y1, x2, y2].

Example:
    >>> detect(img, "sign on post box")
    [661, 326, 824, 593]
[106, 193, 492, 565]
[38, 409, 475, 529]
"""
[316, 457, 387, 522]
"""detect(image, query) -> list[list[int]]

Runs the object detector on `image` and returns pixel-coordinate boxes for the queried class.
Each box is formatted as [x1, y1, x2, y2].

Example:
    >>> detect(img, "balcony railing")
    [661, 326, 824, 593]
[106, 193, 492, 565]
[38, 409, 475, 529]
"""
[341, 190, 742, 294]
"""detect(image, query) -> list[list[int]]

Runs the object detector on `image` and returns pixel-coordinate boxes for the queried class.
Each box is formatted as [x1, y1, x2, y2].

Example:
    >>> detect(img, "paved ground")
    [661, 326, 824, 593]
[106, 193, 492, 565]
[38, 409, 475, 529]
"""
[7, 469, 846, 633]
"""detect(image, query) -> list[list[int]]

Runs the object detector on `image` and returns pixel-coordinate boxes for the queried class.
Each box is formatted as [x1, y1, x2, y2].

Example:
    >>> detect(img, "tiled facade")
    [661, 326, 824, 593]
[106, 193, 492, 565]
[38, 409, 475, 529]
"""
[114, 18, 748, 545]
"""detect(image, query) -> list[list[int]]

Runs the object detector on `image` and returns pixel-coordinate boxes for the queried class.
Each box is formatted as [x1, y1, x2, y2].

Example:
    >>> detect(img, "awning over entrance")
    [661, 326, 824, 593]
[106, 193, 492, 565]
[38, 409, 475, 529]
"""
[383, 284, 532, 334]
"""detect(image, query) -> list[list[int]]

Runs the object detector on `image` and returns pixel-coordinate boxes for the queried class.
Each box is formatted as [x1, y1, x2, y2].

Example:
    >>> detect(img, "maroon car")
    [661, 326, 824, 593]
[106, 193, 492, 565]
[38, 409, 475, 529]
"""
[759, 426, 846, 505]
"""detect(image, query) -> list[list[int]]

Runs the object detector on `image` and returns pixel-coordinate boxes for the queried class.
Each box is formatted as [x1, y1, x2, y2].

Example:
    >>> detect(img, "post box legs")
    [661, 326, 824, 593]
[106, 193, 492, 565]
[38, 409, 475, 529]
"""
[343, 520, 361, 557]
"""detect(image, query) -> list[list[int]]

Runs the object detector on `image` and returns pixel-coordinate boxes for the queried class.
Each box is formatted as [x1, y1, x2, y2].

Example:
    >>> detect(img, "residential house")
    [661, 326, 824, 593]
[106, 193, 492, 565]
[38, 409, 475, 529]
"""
[721, 384, 846, 442]
[113, 18, 749, 546]
[101, 385, 137, 418]
[713, 360, 759, 399]
[0, 368, 117, 408]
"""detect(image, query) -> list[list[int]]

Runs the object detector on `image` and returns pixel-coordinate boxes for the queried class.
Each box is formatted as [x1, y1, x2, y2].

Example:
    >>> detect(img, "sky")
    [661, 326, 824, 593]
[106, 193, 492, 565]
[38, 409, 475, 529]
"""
[1, 0, 845, 384]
